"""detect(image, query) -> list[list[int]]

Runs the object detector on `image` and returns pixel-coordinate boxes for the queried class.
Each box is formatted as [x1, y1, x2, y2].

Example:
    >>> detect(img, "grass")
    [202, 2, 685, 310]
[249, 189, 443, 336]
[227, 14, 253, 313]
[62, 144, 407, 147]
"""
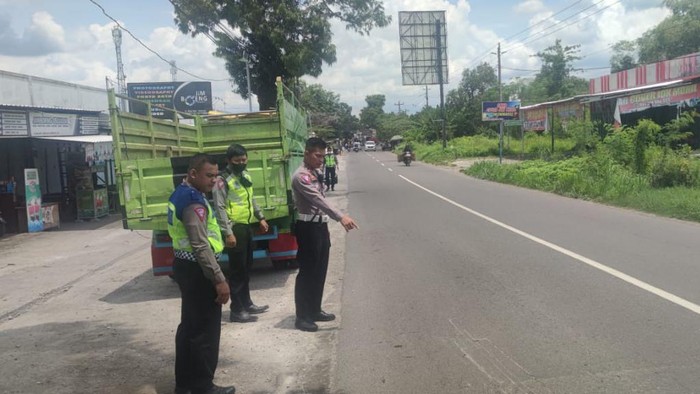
[465, 157, 700, 222]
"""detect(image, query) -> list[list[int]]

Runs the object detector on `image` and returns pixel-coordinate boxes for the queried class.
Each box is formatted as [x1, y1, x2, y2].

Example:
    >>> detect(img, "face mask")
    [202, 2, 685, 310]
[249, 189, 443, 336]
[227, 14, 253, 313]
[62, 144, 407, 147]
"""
[231, 163, 247, 174]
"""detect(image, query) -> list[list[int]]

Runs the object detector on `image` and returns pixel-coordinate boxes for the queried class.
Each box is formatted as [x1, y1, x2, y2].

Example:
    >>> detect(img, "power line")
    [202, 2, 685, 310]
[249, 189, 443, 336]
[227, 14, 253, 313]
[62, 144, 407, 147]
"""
[88, 0, 230, 82]
[467, 0, 592, 68]
[503, 0, 622, 53]
[504, 0, 587, 42]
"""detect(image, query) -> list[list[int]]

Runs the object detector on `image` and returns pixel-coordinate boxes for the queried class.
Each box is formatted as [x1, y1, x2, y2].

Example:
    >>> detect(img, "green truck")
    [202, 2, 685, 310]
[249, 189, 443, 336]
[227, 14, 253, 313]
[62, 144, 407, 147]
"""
[109, 77, 308, 275]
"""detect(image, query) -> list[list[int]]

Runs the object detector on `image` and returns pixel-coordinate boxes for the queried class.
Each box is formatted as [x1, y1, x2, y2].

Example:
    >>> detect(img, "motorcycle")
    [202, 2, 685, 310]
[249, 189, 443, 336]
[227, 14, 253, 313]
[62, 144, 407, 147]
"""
[353, 146, 360, 152]
[403, 151, 413, 166]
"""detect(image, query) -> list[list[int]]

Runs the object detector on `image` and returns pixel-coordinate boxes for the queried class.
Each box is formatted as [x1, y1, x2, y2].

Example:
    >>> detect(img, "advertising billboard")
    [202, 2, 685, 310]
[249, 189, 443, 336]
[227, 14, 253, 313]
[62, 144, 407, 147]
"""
[127, 81, 213, 119]
[482, 101, 520, 121]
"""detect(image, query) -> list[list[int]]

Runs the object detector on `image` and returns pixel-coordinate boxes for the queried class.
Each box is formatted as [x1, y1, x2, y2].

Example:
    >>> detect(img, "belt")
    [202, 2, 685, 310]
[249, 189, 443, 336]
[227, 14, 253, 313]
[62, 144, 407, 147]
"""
[297, 213, 329, 223]
[174, 249, 222, 262]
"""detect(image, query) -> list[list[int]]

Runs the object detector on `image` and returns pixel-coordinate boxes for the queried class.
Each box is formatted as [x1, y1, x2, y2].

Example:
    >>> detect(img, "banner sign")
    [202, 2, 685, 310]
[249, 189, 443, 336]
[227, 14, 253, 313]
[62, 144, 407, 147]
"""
[482, 101, 520, 121]
[127, 81, 213, 119]
[24, 168, 44, 233]
[27, 113, 100, 137]
[617, 83, 700, 114]
[0, 111, 29, 136]
[523, 107, 547, 131]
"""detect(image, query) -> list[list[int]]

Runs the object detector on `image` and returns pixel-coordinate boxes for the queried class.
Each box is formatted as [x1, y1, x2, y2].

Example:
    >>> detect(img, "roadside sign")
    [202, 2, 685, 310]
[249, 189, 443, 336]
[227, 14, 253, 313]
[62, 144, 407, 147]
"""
[504, 120, 523, 127]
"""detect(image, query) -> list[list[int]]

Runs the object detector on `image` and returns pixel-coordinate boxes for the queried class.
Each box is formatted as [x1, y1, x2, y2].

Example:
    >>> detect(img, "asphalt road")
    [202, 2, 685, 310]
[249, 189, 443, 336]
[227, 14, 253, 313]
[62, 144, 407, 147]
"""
[332, 151, 700, 393]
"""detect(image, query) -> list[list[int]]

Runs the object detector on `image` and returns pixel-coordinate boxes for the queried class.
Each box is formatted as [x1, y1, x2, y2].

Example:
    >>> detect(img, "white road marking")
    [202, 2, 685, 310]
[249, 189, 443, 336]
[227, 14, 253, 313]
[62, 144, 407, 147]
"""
[399, 175, 700, 316]
[380, 163, 385, 167]
[388, 168, 393, 172]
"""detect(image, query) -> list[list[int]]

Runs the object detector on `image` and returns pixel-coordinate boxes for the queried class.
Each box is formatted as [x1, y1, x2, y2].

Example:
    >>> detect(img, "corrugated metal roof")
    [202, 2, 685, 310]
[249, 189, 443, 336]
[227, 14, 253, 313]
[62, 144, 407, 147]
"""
[0, 104, 103, 114]
[36, 135, 113, 144]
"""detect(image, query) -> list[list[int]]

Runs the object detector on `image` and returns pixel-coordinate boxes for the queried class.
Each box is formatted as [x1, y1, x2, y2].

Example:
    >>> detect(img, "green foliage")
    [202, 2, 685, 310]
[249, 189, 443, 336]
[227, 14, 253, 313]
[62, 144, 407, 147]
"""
[446, 63, 499, 137]
[564, 120, 599, 154]
[648, 145, 700, 187]
[359, 94, 386, 130]
[533, 39, 587, 100]
[610, 40, 639, 72]
[633, 119, 660, 174]
[377, 113, 417, 142]
[297, 81, 358, 140]
[170, 0, 390, 109]
[611, 0, 700, 66]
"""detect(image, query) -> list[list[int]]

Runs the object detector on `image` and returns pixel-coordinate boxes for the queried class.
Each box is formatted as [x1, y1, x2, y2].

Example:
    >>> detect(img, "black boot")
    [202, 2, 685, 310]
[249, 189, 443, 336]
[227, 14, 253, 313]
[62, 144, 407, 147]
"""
[230, 310, 257, 323]
[295, 317, 318, 332]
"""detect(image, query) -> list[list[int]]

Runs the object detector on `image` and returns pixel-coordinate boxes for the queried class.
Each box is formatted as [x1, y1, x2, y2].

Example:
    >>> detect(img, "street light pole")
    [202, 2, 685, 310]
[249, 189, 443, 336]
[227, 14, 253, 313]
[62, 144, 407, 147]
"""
[243, 51, 252, 112]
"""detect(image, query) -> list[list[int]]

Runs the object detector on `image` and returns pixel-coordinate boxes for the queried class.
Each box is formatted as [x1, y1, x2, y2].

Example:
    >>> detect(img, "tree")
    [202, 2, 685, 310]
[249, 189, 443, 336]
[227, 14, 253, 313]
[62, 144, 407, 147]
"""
[610, 40, 638, 73]
[533, 39, 588, 100]
[359, 94, 385, 130]
[445, 63, 498, 137]
[296, 81, 358, 139]
[170, 0, 390, 110]
[377, 113, 416, 142]
[638, 0, 700, 63]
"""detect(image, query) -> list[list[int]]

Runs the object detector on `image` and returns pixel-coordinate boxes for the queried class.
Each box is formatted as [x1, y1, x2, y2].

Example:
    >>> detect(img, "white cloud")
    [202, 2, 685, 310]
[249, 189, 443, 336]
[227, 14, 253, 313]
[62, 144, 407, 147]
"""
[0, 11, 65, 56]
[514, 0, 546, 14]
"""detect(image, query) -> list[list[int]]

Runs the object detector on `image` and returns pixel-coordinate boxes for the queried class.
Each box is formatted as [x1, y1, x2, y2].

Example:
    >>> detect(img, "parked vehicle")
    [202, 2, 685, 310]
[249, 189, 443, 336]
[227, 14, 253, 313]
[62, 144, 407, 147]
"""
[109, 77, 307, 275]
[364, 141, 376, 151]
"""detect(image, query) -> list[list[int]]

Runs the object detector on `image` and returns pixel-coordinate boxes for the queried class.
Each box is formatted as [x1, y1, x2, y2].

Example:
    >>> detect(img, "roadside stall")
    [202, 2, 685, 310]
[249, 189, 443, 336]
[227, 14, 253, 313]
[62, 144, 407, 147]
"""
[0, 105, 113, 233]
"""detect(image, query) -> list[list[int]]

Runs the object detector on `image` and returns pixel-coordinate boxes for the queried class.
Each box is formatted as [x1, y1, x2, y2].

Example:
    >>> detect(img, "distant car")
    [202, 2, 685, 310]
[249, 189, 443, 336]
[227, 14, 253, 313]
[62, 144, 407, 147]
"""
[364, 141, 376, 151]
[381, 142, 392, 151]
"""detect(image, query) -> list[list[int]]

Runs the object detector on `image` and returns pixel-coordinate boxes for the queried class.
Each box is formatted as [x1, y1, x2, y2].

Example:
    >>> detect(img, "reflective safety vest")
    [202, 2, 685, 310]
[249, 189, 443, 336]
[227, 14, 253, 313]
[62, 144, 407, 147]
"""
[225, 172, 256, 224]
[324, 154, 336, 167]
[167, 184, 224, 254]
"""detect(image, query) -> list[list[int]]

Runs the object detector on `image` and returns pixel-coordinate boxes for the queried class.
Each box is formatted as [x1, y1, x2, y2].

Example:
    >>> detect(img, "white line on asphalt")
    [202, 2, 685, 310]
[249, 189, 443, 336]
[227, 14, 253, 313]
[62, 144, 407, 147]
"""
[388, 168, 393, 172]
[380, 163, 385, 167]
[399, 175, 700, 316]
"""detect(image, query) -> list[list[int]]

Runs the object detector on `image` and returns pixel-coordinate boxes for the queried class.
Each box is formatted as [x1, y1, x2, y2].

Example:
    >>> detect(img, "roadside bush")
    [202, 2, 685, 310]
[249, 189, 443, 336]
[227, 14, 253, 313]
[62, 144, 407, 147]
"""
[648, 146, 700, 188]
[565, 120, 599, 154]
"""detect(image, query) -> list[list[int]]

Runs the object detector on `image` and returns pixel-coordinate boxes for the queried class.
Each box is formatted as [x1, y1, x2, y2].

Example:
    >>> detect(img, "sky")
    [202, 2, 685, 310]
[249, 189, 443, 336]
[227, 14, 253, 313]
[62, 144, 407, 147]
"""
[0, 0, 671, 115]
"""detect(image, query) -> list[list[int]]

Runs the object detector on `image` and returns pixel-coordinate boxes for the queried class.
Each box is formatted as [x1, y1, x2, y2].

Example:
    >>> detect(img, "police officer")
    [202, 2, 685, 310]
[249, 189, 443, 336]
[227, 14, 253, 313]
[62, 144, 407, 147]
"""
[291, 137, 358, 332]
[212, 144, 269, 323]
[168, 154, 235, 394]
[323, 147, 338, 191]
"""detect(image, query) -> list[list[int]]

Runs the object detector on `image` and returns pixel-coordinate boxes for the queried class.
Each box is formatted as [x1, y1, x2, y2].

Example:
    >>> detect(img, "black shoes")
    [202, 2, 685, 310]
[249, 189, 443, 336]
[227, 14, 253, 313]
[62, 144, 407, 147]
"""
[313, 311, 336, 322]
[295, 318, 319, 332]
[230, 310, 258, 323]
[203, 384, 236, 394]
[245, 304, 269, 314]
[176, 384, 235, 394]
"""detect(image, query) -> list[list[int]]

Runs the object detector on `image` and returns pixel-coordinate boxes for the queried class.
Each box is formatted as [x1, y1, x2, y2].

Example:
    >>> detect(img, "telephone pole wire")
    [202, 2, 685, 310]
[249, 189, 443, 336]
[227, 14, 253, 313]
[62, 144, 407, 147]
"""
[395, 101, 405, 113]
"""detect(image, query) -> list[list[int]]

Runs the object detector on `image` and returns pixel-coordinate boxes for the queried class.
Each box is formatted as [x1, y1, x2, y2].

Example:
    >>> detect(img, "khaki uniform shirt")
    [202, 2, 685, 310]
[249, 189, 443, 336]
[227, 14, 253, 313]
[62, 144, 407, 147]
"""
[181, 203, 226, 284]
[291, 164, 343, 221]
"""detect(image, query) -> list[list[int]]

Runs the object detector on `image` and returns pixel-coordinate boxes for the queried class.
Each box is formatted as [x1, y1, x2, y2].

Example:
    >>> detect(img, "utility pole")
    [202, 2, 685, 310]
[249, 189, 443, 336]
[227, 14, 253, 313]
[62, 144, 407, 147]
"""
[170, 60, 177, 82]
[436, 19, 446, 149]
[495, 42, 504, 164]
[425, 85, 429, 107]
[242, 51, 252, 112]
[395, 101, 404, 113]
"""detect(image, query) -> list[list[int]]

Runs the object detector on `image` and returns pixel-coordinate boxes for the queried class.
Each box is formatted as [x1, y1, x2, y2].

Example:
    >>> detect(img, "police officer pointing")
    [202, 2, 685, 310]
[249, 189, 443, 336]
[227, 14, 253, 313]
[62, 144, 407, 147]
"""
[292, 137, 358, 332]
[168, 154, 235, 394]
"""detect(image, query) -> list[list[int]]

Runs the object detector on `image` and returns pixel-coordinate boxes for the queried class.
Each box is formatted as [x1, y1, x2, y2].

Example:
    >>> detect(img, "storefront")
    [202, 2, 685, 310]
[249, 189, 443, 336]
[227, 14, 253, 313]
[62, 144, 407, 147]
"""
[0, 105, 114, 234]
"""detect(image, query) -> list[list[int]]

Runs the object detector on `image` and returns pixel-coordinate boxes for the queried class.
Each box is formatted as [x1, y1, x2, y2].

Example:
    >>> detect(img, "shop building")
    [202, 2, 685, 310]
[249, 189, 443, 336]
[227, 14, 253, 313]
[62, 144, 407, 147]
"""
[520, 53, 700, 140]
[0, 71, 114, 234]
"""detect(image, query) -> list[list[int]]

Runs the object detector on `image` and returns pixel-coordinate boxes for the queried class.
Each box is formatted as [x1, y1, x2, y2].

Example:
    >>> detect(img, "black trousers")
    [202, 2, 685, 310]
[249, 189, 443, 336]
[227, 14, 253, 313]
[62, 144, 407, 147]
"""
[294, 221, 331, 320]
[173, 257, 221, 393]
[226, 224, 254, 312]
[324, 166, 337, 188]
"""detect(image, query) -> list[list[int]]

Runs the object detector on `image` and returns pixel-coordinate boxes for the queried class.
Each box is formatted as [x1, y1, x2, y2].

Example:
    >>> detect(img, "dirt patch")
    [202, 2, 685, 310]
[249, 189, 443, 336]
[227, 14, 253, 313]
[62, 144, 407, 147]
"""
[443, 157, 521, 172]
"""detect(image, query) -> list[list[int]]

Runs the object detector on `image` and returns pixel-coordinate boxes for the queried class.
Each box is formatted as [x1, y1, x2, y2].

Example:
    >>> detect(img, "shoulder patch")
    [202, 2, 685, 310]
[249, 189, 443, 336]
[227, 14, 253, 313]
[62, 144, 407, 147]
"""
[300, 174, 312, 185]
[193, 206, 207, 222]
